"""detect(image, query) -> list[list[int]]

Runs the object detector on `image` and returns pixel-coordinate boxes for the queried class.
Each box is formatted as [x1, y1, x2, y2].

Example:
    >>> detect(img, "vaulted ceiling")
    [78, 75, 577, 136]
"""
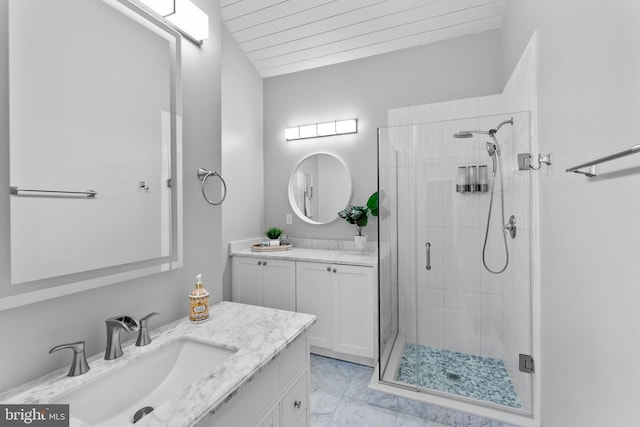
[221, 0, 506, 78]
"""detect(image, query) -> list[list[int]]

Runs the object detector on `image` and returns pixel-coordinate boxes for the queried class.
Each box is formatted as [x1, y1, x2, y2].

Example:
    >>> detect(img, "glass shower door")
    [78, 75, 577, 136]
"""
[378, 112, 533, 415]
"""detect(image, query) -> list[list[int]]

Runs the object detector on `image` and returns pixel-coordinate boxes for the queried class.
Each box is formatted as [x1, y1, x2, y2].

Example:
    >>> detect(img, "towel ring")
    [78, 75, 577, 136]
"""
[197, 168, 227, 206]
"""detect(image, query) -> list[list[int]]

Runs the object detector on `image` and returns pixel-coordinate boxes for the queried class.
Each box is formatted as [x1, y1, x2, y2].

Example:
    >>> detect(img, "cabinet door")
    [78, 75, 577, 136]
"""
[232, 256, 262, 306]
[282, 373, 308, 427]
[332, 265, 374, 358]
[262, 259, 296, 311]
[296, 261, 332, 349]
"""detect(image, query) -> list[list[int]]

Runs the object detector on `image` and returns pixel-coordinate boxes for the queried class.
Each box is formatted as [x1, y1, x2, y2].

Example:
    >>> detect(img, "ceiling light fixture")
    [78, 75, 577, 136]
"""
[285, 119, 358, 141]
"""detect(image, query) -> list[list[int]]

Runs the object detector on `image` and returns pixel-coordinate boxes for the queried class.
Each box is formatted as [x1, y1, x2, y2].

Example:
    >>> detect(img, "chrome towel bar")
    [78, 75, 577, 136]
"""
[10, 186, 97, 197]
[566, 144, 640, 177]
[197, 168, 227, 206]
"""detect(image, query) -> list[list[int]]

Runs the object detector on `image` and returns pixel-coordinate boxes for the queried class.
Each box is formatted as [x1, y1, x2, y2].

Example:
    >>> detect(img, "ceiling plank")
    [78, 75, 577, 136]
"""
[240, 0, 441, 49]
[252, 4, 503, 69]
[227, 0, 385, 35]
[258, 16, 503, 77]
[245, 0, 504, 60]
[221, 0, 291, 22]
[220, 0, 242, 8]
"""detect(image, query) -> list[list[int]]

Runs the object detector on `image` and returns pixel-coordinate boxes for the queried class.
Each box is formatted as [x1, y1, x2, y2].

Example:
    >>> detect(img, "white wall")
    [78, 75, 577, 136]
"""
[501, 1, 640, 425]
[263, 31, 503, 241]
[221, 25, 263, 301]
[0, 0, 223, 393]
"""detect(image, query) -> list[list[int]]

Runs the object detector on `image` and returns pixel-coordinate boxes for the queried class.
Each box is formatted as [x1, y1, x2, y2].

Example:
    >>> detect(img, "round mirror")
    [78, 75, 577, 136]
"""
[288, 153, 352, 225]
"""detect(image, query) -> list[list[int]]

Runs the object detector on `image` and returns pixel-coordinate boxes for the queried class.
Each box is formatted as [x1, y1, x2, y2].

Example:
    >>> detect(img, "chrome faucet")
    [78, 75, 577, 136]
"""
[104, 315, 139, 360]
[136, 312, 159, 347]
[49, 341, 90, 376]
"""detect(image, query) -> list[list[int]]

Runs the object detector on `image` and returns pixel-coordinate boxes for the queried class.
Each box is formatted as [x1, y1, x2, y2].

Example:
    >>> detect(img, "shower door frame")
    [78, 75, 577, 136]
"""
[377, 111, 537, 419]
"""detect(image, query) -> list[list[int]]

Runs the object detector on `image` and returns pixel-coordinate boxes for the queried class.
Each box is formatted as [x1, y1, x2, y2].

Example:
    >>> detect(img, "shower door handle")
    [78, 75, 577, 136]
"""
[425, 242, 431, 270]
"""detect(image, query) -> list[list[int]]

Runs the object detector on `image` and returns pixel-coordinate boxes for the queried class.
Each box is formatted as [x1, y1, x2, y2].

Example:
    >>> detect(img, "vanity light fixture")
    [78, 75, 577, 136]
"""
[285, 119, 358, 141]
[136, 0, 209, 45]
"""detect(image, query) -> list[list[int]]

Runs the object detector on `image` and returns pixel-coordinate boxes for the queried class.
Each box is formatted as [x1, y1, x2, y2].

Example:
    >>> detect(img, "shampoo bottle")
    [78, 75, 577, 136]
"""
[189, 274, 209, 323]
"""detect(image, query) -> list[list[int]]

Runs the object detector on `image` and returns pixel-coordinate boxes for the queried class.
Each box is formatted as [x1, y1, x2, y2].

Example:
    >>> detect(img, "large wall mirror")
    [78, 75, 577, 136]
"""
[288, 153, 352, 225]
[1, 0, 182, 309]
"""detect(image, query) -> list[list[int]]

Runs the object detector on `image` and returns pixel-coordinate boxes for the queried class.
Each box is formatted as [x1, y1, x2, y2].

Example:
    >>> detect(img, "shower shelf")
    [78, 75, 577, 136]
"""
[566, 144, 640, 177]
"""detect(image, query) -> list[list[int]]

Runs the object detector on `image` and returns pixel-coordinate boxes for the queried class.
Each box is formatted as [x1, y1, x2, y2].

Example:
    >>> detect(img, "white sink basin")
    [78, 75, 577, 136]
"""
[54, 338, 237, 426]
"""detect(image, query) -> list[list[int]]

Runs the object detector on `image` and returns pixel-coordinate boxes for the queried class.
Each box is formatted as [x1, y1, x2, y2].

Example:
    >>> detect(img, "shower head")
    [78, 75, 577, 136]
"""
[453, 131, 474, 138]
[453, 130, 489, 138]
[452, 118, 514, 139]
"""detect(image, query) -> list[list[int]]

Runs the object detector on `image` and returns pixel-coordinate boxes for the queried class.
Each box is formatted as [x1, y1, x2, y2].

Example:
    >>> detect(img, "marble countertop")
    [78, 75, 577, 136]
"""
[0, 302, 316, 427]
[230, 247, 378, 267]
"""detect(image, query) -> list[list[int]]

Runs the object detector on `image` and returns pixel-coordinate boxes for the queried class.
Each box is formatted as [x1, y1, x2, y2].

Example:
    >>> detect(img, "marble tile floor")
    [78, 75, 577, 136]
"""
[310, 354, 449, 427]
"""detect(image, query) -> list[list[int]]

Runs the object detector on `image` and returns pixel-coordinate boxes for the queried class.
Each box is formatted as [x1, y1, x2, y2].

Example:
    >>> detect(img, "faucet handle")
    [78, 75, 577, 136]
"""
[136, 312, 159, 347]
[49, 341, 90, 377]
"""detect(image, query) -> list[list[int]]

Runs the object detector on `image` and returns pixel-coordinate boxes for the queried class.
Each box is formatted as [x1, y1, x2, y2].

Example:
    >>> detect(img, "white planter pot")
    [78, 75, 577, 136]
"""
[354, 235, 367, 250]
[269, 239, 281, 246]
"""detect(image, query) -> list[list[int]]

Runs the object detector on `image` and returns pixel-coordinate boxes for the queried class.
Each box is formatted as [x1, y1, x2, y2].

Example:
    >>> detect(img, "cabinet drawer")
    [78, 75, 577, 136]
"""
[281, 336, 306, 388]
[282, 372, 308, 427]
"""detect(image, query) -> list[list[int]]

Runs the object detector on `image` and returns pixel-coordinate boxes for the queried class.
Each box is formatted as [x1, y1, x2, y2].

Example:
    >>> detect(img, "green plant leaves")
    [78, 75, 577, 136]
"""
[367, 191, 378, 217]
[264, 227, 283, 239]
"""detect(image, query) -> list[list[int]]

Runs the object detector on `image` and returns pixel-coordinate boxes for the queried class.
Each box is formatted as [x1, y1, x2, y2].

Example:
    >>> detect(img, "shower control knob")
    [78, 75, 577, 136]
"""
[332, 268, 337, 273]
[327, 267, 331, 272]
[258, 261, 262, 265]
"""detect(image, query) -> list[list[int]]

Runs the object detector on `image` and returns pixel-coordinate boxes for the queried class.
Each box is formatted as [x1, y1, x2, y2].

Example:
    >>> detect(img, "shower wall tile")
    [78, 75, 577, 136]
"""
[417, 287, 444, 348]
[443, 290, 482, 355]
[378, 131, 399, 169]
[414, 122, 444, 165]
[442, 118, 482, 162]
[399, 284, 418, 343]
[416, 165, 445, 227]
[388, 107, 410, 127]
[397, 225, 416, 288]
[481, 293, 504, 359]
[409, 102, 443, 125]
[512, 172, 530, 230]
[443, 179, 481, 228]
[397, 166, 416, 226]
[387, 125, 415, 167]
[480, 226, 509, 276]
[443, 227, 480, 293]
[442, 97, 480, 121]
[480, 242, 504, 295]
[478, 94, 503, 117]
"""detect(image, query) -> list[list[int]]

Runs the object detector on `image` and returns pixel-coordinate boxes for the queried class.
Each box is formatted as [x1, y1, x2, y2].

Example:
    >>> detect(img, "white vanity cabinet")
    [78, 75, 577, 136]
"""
[296, 262, 375, 363]
[230, 247, 377, 366]
[232, 257, 296, 311]
[196, 334, 310, 427]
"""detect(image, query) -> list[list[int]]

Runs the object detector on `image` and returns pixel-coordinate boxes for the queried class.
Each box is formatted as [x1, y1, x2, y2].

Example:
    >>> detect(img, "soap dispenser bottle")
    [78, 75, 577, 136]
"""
[189, 274, 209, 323]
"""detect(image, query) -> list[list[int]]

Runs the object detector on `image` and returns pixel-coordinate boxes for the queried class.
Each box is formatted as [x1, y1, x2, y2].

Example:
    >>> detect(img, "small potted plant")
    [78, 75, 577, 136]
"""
[337, 192, 378, 250]
[264, 227, 283, 246]
[337, 205, 369, 249]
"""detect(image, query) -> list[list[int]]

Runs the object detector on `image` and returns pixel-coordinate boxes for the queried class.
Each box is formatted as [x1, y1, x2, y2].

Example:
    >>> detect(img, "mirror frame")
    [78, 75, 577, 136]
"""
[0, 0, 183, 310]
[287, 152, 352, 225]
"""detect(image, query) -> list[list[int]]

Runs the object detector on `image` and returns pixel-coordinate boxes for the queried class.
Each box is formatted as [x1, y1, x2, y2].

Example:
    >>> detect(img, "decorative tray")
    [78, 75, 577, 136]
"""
[250, 243, 293, 252]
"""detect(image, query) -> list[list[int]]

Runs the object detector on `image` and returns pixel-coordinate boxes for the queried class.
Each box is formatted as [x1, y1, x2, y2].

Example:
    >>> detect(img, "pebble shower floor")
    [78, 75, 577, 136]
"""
[396, 343, 521, 408]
